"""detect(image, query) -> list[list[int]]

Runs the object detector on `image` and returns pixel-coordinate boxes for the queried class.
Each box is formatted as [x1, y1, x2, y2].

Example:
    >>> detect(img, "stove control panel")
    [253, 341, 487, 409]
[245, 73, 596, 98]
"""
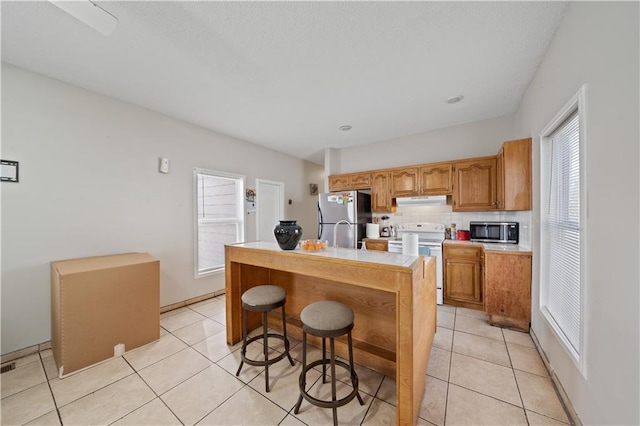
[396, 222, 445, 233]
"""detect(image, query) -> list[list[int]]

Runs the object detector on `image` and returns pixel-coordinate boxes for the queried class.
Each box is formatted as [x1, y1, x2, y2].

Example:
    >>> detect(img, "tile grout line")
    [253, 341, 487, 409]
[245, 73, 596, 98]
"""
[447, 308, 552, 425]
[440, 308, 457, 425]
[39, 350, 64, 426]
[501, 327, 531, 425]
[118, 355, 183, 425]
[358, 371, 385, 425]
[432, 307, 458, 425]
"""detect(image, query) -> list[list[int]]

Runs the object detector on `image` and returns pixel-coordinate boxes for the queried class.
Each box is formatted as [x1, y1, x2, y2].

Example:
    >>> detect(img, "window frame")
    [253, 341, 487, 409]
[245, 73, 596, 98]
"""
[193, 167, 246, 278]
[539, 85, 588, 377]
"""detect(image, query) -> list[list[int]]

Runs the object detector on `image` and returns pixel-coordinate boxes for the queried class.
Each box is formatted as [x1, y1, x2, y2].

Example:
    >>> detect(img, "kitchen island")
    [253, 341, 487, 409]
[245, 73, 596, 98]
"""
[225, 242, 437, 426]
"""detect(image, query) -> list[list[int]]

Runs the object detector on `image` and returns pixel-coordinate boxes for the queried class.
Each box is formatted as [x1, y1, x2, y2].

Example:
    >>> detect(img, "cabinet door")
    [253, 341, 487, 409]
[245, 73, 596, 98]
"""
[496, 148, 505, 209]
[452, 157, 497, 211]
[419, 163, 453, 195]
[499, 138, 532, 211]
[443, 244, 483, 309]
[371, 171, 392, 212]
[328, 174, 350, 192]
[484, 252, 532, 331]
[349, 173, 371, 190]
[390, 167, 419, 197]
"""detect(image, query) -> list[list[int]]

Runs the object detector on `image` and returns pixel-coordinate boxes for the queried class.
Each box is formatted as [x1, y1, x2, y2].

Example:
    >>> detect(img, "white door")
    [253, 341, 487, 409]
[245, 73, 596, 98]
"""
[256, 179, 284, 243]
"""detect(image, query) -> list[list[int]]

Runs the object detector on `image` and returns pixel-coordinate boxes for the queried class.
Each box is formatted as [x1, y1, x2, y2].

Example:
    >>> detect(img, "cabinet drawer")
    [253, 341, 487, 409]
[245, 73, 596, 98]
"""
[444, 244, 483, 260]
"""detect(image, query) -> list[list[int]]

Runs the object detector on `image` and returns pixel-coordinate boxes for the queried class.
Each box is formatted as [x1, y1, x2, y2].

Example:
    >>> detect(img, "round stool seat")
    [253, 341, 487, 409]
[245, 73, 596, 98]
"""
[242, 285, 286, 308]
[300, 301, 353, 332]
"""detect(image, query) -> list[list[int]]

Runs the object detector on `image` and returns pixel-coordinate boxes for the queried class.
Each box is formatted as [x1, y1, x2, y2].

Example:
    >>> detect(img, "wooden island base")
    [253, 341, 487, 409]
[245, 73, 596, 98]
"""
[225, 242, 437, 426]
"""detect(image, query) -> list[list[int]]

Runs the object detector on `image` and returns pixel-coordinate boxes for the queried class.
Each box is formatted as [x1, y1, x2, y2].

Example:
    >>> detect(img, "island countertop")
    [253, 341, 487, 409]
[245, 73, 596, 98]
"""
[225, 241, 437, 425]
[229, 241, 424, 267]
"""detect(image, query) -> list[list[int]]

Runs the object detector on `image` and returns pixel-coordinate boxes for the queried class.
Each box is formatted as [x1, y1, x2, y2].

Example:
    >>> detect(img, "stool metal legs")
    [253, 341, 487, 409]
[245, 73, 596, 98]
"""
[294, 329, 364, 426]
[235, 303, 294, 393]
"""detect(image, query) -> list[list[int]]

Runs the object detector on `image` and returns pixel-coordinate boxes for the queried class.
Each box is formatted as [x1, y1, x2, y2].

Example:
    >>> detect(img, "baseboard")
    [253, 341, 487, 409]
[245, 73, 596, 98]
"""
[530, 328, 582, 426]
[159, 289, 225, 314]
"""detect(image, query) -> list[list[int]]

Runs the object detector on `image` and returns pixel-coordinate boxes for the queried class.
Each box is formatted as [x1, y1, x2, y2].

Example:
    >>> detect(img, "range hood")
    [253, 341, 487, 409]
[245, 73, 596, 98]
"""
[395, 195, 448, 206]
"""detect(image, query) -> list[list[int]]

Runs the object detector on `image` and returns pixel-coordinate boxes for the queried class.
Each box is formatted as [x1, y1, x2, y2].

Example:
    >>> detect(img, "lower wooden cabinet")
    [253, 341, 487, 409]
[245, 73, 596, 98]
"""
[363, 238, 388, 252]
[443, 244, 484, 310]
[484, 251, 532, 332]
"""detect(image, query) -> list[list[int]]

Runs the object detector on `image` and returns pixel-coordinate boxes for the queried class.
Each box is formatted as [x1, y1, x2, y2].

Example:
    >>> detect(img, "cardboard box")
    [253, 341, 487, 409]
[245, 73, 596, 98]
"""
[51, 253, 160, 377]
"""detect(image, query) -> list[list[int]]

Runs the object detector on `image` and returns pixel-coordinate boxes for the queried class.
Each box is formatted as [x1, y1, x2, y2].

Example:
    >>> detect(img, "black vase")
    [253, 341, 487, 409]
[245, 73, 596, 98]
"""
[274, 220, 303, 250]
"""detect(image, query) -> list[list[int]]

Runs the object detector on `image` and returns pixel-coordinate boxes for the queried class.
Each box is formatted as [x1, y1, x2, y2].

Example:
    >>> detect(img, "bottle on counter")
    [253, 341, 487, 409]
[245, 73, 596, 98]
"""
[451, 223, 457, 240]
[444, 227, 451, 239]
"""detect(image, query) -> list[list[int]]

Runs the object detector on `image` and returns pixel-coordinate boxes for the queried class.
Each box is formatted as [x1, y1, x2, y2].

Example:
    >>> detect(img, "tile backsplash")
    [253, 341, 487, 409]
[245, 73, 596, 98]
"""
[374, 205, 532, 248]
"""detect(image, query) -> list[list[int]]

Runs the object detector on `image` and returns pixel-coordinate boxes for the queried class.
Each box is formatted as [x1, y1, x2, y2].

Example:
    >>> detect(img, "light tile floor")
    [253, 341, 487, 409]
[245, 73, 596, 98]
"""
[1, 297, 571, 425]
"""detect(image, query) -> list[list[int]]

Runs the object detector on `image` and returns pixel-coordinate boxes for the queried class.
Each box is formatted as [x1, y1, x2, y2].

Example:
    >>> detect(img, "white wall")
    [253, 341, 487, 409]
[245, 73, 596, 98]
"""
[513, 2, 639, 424]
[337, 115, 515, 173]
[1, 64, 323, 354]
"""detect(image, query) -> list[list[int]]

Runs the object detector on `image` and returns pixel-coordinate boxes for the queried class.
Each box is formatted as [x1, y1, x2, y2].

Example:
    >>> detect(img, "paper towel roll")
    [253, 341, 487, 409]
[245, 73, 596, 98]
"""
[366, 223, 380, 238]
[402, 233, 419, 256]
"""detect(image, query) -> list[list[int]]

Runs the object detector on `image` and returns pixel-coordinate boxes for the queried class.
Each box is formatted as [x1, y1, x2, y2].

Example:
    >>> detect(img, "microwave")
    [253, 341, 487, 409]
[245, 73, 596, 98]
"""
[469, 221, 519, 244]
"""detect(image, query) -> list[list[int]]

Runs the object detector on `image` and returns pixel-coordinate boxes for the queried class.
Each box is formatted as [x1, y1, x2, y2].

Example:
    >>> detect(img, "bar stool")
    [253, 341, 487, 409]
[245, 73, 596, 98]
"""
[293, 301, 364, 426]
[235, 285, 295, 392]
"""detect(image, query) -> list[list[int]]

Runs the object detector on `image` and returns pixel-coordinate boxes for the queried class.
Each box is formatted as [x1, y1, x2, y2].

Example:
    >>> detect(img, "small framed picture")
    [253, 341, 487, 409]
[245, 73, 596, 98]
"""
[309, 183, 318, 196]
[1, 160, 19, 182]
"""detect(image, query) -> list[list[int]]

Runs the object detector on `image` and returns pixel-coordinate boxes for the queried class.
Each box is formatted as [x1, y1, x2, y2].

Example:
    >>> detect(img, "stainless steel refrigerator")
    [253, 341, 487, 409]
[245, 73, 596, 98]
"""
[318, 191, 372, 249]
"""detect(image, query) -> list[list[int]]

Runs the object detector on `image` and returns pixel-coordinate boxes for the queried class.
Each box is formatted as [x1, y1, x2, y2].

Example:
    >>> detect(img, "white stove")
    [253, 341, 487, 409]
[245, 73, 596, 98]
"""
[388, 223, 445, 305]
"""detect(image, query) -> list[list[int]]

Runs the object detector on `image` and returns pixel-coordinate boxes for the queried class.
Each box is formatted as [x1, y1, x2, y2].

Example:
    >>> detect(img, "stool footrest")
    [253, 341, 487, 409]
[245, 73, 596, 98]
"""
[240, 334, 292, 368]
[297, 359, 361, 409]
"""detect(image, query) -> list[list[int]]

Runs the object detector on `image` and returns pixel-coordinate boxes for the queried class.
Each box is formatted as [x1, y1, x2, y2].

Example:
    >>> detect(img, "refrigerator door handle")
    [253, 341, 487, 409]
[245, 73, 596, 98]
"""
[317, 203, 323, 239]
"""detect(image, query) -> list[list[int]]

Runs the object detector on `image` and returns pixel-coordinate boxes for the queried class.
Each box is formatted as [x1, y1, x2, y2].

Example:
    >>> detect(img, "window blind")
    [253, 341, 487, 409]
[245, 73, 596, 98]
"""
[195, 171, 244, 276]
[541, 110, 582, 357]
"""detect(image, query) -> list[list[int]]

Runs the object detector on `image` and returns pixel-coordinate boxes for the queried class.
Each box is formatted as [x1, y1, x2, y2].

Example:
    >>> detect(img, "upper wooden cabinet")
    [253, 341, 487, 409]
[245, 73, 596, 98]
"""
[328, 172, 371, 191]
[419, 162, 453, 195]
[389, 164, 453, 197]
[452, 157, 497, 211]
[371, 171, 392, 213]
[328, 174, 350, 191]
[496, 138, 532, 210]
[327, 136, 531, 211]
[390, 167, 419, 197]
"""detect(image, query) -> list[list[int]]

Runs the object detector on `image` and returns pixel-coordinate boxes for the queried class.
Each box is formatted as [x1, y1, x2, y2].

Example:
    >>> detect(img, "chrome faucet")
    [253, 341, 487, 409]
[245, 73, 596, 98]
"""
[333, 220, 353, 248]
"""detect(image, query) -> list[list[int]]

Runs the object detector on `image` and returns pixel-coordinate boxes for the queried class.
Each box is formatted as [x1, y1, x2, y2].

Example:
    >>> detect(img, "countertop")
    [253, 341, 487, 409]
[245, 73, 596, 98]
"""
[365, 237, 532, 253]
[230, 241, 422, 267]
[443, 239, 532, 253]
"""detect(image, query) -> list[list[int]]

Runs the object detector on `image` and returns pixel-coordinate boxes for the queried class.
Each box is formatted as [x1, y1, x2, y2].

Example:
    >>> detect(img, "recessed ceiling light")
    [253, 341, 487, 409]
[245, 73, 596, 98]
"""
[446, 95, 464, 104]
[339, 125, 352, 131]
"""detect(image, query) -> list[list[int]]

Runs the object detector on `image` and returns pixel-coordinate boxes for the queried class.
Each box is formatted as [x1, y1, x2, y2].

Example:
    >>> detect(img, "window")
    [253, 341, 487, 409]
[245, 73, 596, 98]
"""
[194, 168, 245, 277]
[540, 86, 587, 372]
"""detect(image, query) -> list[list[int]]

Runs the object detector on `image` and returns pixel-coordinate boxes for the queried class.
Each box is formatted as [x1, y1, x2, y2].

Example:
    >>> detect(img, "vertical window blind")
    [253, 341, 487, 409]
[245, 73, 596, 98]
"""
[194, 170, 244, 276]
[540, 110, 582, 358]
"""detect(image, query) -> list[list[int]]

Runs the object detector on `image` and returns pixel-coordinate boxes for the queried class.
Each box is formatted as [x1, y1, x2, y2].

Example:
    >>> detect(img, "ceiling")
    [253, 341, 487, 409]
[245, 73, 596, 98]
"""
[1, 1, 567, 165]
